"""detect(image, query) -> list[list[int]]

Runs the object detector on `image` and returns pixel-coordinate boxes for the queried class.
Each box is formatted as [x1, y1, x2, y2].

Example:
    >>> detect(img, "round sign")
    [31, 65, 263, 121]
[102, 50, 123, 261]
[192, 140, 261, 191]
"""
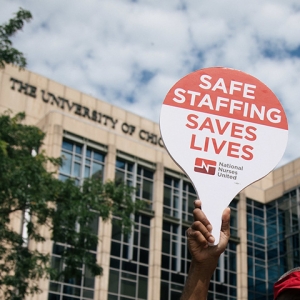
[160, 67, 288, 244]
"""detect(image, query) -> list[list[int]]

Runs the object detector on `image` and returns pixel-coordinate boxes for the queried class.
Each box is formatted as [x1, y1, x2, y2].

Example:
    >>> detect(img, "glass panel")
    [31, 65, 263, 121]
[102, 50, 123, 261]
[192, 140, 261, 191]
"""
[86, 149, 91, 158]
[63, 284, 81, 296]
[164, 187, 171, 206]
[51, 256, 63, 272]
[140, 227, 149, 248]
[88, 215, 99, 235]
[162, 233, 170, 253]
[143, 168, 153, 179]
[84, 166, 90, 178]
[109, 270, 119, 293]
[92, 162, 103, 175]
[61, 152, 72, 174]
[62, 140, 73, 151]
[171, 291, 182, 299]
[182, 199, 187, 211]
[75, 145, 82, 154]
[48, 293, 60, 300]
[82, 289, 94, 299]
[160, 281, 169, 300]
[172, 241, 177, 255]
[138, 276, 148, 299]
[137, 166, 142, 175]
[161, 255, 170, 269]
[141, 215, 150, 226]
[139, 265, 148, 276]
[110, 258, 120, 269]
[164, 207, 171, 215]
[140, 249, 148, 264]
[59, 174, 69, 182]
[64, 269, 82, 286]
[74, 155, 81, 162]
[188, 195, 194, 213]
[115, 170, 125, 183]
[74, 162, 81, 177]
[116, 159, 126, 169]
[173, 195, 179, 209]
[121, 279, 136, 297]
[93, 151, 104, 162]
[49, 282, 61, 292]
[53, 244, 64, 255]
[111, 242, 121, 257]
[127, 162, 133, 172]
[92, 163, 103, 178]
[112, 224, 122, 241]
[164, 175, 172, 185]
[142, 179, 153, 200]
[84, 267, 95, 288]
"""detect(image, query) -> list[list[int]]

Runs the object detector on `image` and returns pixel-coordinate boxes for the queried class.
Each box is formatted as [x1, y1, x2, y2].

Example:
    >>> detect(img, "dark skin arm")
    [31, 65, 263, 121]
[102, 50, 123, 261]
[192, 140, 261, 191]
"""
[180, 200, 231, 300]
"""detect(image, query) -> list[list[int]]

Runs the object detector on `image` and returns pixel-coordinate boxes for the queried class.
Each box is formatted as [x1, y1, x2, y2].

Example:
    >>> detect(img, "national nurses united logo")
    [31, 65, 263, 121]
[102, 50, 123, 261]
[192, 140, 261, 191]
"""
[194, 158, 216, 175]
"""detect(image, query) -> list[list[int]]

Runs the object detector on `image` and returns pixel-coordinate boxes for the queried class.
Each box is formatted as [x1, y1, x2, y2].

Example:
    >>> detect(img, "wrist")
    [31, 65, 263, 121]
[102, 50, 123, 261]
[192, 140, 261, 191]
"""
[190, 257, 218, 278]
[180, 259, 218, 300]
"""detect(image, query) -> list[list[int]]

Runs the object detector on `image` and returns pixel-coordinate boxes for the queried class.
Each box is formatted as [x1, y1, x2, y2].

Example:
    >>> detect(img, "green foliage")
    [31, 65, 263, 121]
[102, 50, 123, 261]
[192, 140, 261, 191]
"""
[0, 8, 32, 69]
[0, 112, 144, 299]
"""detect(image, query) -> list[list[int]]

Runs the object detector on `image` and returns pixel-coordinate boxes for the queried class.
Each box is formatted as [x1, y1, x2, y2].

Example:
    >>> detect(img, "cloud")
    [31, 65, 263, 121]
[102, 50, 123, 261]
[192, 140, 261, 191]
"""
[1, 0, 300, 166]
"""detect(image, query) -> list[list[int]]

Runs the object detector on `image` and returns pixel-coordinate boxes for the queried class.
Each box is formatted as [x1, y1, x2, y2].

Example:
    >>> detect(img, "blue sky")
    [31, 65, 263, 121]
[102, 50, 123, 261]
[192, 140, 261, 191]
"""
[2, 0, 300, 166]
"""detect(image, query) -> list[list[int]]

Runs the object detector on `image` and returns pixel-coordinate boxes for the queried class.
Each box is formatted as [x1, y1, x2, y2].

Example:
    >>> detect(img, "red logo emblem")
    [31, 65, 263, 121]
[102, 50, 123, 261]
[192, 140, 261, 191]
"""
[194, 158, 216, 175]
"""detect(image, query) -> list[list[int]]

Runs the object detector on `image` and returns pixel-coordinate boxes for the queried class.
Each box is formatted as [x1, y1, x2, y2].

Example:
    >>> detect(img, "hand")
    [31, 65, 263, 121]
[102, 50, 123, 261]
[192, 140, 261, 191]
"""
[180, 200, 231, 300]
[186, 199, 231, 264]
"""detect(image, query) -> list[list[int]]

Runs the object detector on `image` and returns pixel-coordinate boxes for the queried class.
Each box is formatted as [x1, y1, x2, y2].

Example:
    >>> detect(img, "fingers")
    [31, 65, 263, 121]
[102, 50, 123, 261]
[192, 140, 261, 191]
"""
[186, 227, 211, 248]
[193, 199, 201, 209]
[191, 221, 215, 244]
[192, 200, 230, 248]
[193, 200, 212, 233]
[190, 199, 214, 244]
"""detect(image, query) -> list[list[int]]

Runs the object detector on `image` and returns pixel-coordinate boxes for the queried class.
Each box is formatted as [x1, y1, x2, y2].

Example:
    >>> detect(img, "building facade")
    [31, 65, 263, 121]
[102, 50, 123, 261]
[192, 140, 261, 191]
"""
[1, 65, 300, 300]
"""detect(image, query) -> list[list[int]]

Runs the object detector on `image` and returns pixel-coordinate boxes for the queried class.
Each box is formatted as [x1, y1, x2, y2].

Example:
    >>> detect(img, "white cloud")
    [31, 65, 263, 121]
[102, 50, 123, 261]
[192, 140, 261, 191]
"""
[1, 0, 300, 166]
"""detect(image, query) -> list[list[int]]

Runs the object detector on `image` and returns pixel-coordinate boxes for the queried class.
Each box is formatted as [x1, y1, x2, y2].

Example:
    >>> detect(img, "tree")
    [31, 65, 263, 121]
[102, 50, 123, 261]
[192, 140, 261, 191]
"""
[0, 112, 144, 300]
[0, 8, 32, 69]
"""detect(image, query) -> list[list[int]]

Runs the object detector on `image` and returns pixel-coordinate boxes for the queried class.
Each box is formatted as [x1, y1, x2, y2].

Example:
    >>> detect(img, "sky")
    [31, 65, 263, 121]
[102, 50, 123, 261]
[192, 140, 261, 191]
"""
[1, 0, 300, 167]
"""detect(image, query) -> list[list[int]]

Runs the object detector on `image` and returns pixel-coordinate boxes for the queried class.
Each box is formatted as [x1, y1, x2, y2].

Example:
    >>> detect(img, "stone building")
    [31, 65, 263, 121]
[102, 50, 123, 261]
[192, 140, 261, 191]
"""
[1, 65, 299, 300]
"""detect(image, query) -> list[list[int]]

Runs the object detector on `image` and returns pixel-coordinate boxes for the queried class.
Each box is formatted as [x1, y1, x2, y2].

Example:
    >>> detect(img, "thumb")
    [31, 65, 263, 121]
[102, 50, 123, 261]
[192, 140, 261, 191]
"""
[218, 207, 231, 250]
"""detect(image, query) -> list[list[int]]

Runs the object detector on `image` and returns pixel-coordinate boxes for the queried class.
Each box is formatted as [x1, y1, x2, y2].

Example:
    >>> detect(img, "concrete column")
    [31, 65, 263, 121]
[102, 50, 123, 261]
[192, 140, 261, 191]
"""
[237, 192, 248, 300]
[96, 144, 116, 300]
[30, 122, 63, 300]
[148, 162, 164, 300]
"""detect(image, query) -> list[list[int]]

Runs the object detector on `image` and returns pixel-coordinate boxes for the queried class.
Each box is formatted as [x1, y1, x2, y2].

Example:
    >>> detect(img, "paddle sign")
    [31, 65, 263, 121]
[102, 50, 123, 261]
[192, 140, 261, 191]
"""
[160, 67, 288, 244]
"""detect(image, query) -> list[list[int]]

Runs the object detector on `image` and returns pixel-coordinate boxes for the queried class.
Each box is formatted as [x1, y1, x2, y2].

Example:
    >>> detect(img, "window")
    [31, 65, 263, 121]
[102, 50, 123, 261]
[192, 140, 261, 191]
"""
[115, 153, 155, 210]
[248, 190, 300, 299]
[163, 171, 197, 222]
[230, 199, 239, 238]
[160, 222, 190, 300]
[48, 244, 96, 300]
[108, 214, 151, 300]
[48, 134, 106, 300]
[60, 136, 106, 185]
[247, 199, 268, 299]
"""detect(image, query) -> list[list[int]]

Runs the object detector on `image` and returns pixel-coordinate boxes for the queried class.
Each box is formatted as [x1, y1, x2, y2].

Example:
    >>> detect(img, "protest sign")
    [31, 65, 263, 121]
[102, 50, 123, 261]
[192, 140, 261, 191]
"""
[160, 67, 288, 244]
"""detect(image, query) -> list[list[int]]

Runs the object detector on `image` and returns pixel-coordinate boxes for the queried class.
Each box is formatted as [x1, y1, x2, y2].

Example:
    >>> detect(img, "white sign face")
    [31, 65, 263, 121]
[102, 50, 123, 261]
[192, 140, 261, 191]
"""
[160, 67, 288, 244]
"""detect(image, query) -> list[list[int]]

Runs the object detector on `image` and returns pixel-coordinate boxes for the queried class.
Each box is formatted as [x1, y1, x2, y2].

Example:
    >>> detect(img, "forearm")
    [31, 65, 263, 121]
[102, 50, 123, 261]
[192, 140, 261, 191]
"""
[180, 258, 218, 300]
